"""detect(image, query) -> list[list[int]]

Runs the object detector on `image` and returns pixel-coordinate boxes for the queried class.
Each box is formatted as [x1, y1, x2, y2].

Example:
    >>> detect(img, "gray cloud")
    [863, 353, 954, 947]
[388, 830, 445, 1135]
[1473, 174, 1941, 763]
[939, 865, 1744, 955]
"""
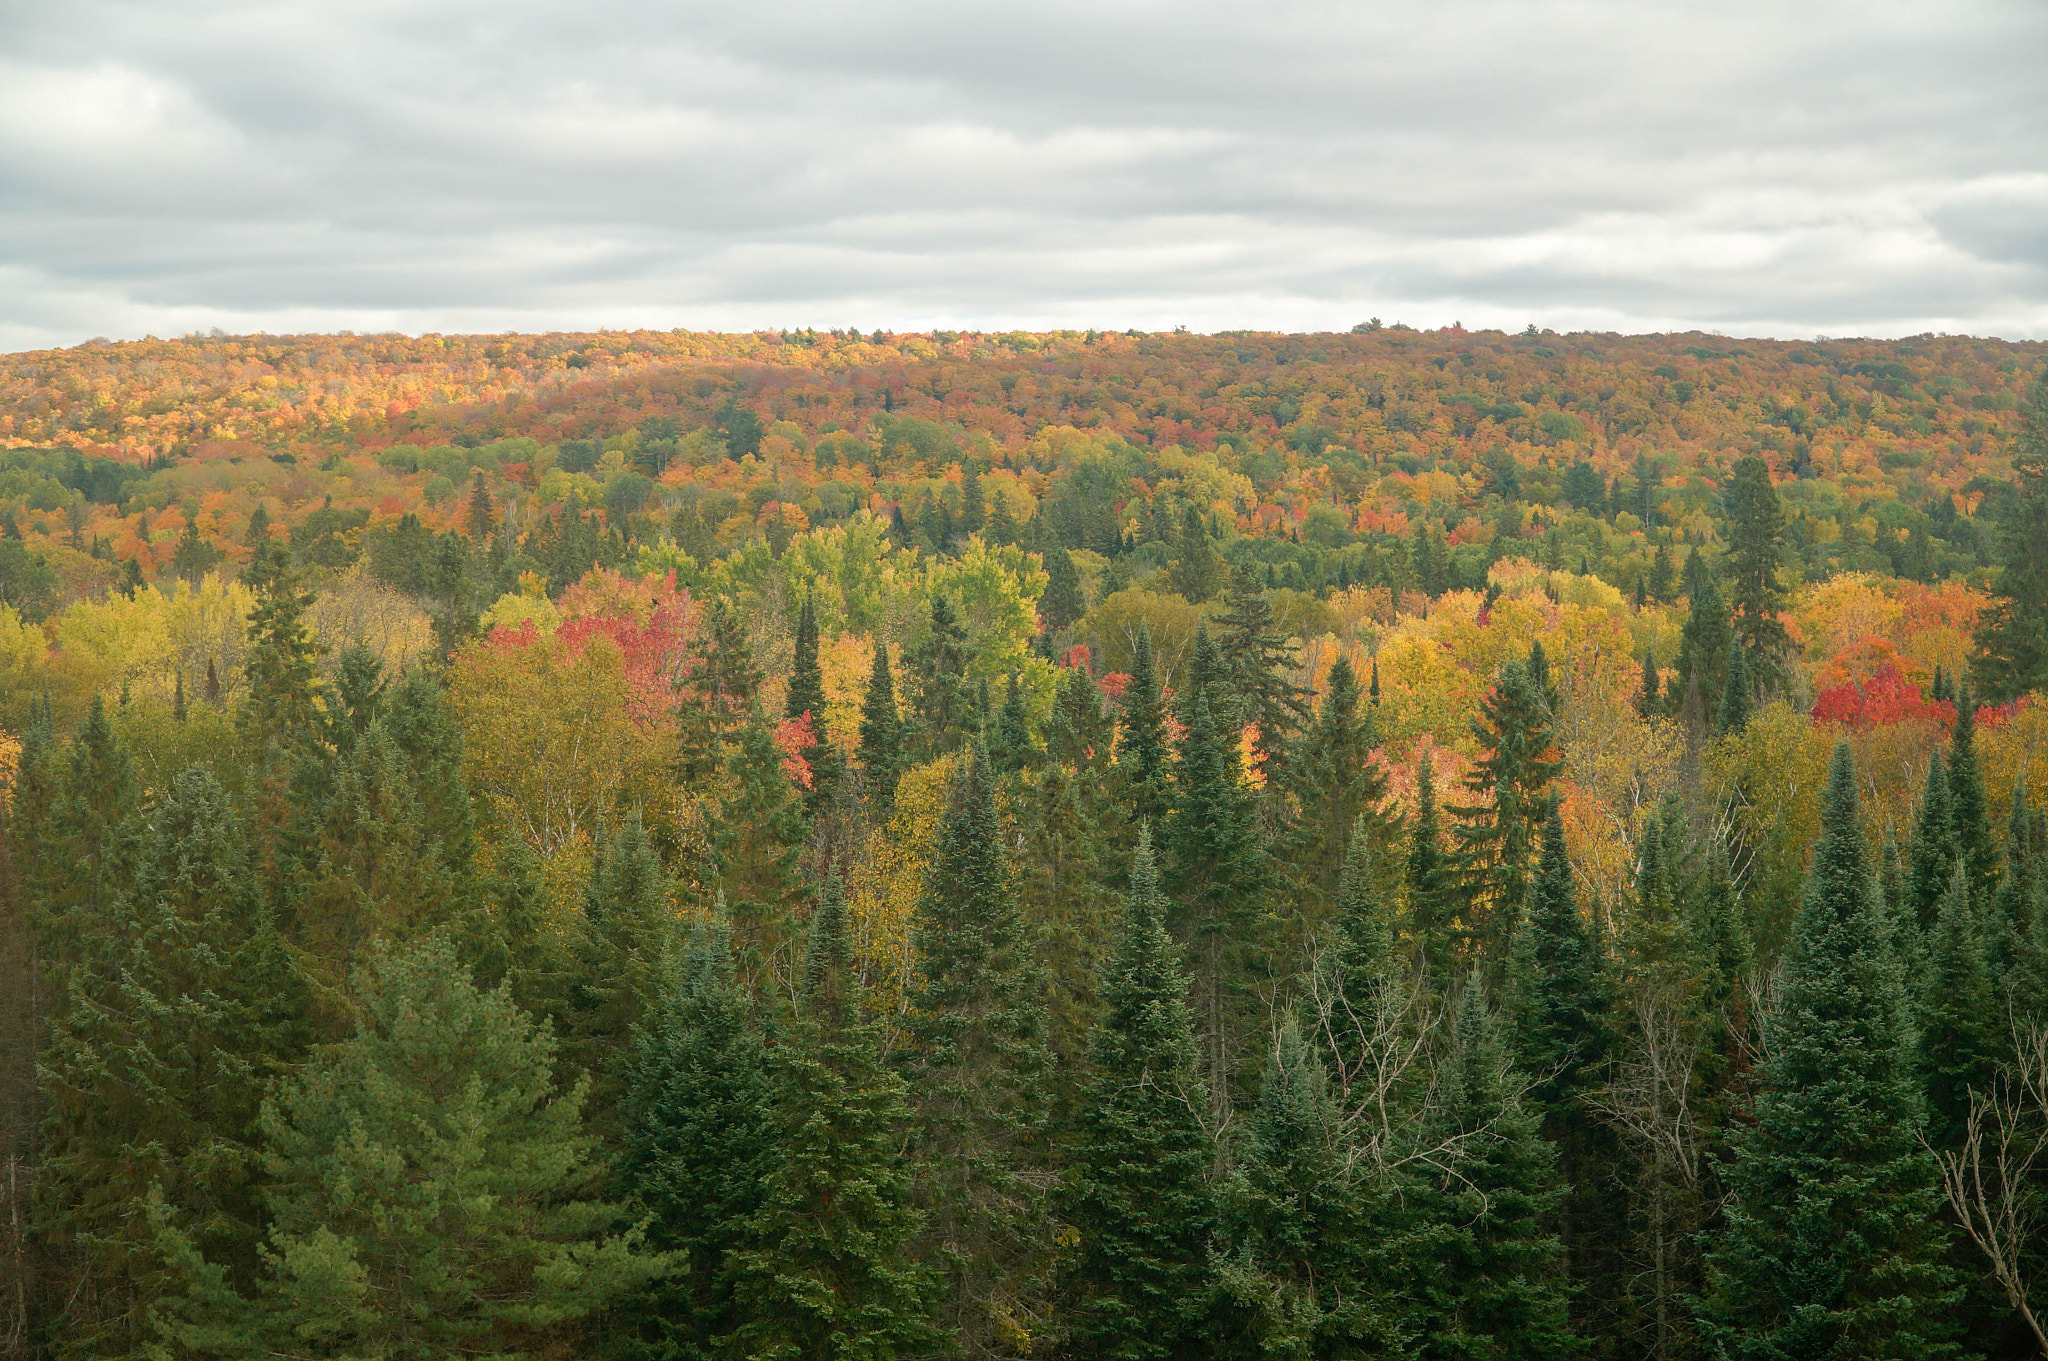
[1, 0, 2042, 350]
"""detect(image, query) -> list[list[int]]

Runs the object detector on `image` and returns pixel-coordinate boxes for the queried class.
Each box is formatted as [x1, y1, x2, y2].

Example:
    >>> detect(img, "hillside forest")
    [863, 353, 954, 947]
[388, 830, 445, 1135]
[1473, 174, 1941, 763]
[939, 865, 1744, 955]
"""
[1, 324, 2047, 1359]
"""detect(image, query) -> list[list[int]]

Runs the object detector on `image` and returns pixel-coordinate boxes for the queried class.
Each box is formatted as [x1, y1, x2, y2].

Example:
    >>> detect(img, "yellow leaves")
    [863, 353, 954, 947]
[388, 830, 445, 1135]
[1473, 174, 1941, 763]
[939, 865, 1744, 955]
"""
[309, 566, 437, 677]
[819, 631, 876, 758]
[480, 590, 562, 636]
[845, 755, 957, 1012]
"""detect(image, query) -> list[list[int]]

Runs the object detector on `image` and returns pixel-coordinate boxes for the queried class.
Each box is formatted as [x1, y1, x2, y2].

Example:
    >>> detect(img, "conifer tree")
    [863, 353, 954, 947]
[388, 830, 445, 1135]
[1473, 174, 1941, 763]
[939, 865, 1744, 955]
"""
[560, 811, 677, 1121]
[1116, 623, 1170, 828]
[1723, 456, 1792, 690]
[678, 599, 763, 786]
[1972, 375, 2048, 700]
[619, 912, 776, 1361]
[908, 592, 972, 757]
[1164, 684, 1273, 1123]
[993, 673, 1038, 774]
[1412, 977, 1574, 1361]
[1907, 748, 1957, 931]
[1063, 831, 1218, 1361]
[786, 593, 830, 773]
[1673, 568, 1734, 727]
[152, 936, 666, 1360]
[1216, 563, 1308, 783]
[1286, 656, 1391, 926]
[724, 874, 942, 1359]
[1041, 544, 1086, 631]
[1637, 651, 1663, 719]
[238, 542, 328, 756]
[1047, 663, 1112, 770]
[903, 748, 1054, 1355]
[465, 468, 496, 539]
[858, 639, 904, 804]
[1947, 688, 1997, 898]
[1716, 633, 1753, 736]
[1698, 743, 1962, 1360]
[1169, 505, 1224, 603]
[1406, 749, 1452, 975]
[712, 709, 811, 976]
[1448, 652, 1561, 958]
[1917, 861, 1998, 1156]
[33, 695, 141, 986]
[39, 768, 307, 1357]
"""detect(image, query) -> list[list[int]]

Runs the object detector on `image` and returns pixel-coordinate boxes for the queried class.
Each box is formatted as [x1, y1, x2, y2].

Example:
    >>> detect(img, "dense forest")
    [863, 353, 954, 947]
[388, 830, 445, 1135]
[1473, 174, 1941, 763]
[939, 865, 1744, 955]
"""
[1, 325, 2047, 1359]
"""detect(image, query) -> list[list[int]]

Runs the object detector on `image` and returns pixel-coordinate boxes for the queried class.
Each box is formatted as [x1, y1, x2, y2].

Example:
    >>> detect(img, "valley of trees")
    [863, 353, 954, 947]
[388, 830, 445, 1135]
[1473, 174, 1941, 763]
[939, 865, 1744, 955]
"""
[0, 325, 2046, 1358]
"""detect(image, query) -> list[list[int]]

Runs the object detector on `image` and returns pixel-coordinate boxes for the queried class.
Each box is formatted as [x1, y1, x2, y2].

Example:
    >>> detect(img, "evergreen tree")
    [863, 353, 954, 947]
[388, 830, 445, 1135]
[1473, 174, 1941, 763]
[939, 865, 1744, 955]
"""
[1916, 861, 1998, 1156]
[238, 542, 328, 757]
[908, 593, 972, 757]
[1648, 540, 1676, 603]
[1063, 831, 1218, 1361]
[1947, 688, 1997, 899]
[560, 811, 677, 1121]
[993, 672, 1038, 774]
[678, 599, 763, 786]
[1285, 656, 1391, 924]
[1215, 563, 1308, 784]
[1906, 749, 1956, 931]
[1716, 633, 1753, 736]
[1406, 749, 1453, 975]
[1698, 743, 1962, 1360]
[1168, 505, 1224, 603]
[1047, 663, 1113, 770]
[1637, 652, 1663, 719]
[1041, 544, 1086, 631]
[1412, 977, 1574, 1361]
[619, 912, 776, 1361]
[724, 875, 942, 1360]
[785, 594, 833, 805]
[1972, 375, 2048, 700]
[465, 468, 496, 539]
[711, 711, 811, 978]
[39, 769, 307, 1357]
[1722, 456, 1792, 690]
[858, 639, 904, 804]
[1116, 623, 1171, 828]
[1448, 652, 1561, 960]
[1164, 684, 1273, 1123]
[903, 748, 1054, 1355]
[153, 936, 666, 1360]
[1673, 568, 1733, 728]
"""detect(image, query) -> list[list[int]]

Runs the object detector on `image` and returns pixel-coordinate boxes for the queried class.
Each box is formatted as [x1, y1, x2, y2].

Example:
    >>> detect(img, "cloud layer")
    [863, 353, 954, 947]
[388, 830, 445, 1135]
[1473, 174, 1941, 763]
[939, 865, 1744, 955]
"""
[2, 0, 2043, 350]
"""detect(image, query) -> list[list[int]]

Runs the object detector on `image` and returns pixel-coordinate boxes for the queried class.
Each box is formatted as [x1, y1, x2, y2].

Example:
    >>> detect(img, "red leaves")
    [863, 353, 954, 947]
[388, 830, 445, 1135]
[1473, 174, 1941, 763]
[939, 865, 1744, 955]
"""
[1811, 661, 1952, 731]
[774, 713, 816, 790]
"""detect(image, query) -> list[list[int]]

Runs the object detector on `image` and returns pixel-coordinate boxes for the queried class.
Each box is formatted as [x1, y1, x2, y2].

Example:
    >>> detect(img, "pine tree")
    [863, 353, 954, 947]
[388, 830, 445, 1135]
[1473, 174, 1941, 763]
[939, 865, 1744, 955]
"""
[1972, 376, 2048, 700]
[858, 639, 904, 804]
[465, 468, 496, 538]
[1648, 540, 1676, 603]
[1637, 651, 1663, 719]
[724, 874, 942, 1360]
[1041, 544, 1086, 631]
[1698, 743, 1962, 1360]
[38, 768, 307, 1357]
[1063, 831, 1218, 1361]
[993, 673, 1038, 774]
[1164, 684, 1273, 1124]
[1116, 623, 1171, 828]
[152, 935, 667, 1360]
[903, 748, 1054, 1355]
[678, 598, 763, 786]
[1412, 977, 1574, 1361]
[619, 912, 776, 1361]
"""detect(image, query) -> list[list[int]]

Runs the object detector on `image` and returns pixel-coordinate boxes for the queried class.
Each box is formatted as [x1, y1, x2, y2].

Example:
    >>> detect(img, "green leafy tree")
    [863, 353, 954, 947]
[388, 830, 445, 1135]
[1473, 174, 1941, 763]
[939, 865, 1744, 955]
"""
[153, 936, 667, 1361]
[723, 875, 942, 1360]
[1698, 743, 1963, 1360]
[619, 911, 776, 1361]
[1062, 830, 1219, 1361]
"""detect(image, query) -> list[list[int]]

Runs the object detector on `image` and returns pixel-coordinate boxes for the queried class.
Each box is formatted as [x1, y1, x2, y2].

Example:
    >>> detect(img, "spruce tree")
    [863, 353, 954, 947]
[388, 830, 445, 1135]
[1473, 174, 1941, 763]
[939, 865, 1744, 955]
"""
[1972, 375, 2048, 700]
[38, 768, 307, 1357]
[238, 542, 328, 756]
[678, 598, 764, 786]
[1116, 623, 1170, 828]
[785, 593, 831, 802]
[1673, 568, 1734, 727]
[711, 709, 811, 975]
[1717, 634, 1753, 736]
[155, 937, 666, 1358]
[1412, 977, 1574, 1361]
[1947, 688, 1997, 899]
[1164, 684, 1273, 1123]
[1916, 861, 1998, 1156]
[1063, 831, 1218, 1361]
[724, 875, 942, 1359]
[994, 672, 1038, 774]
[1698, 743, 1962, 1359]
[1906, 749, 1956, 931]
[903, 748, 1054, 1354]
[560, 811, 677, 1122]
[1041, 544, 1086, 631]
[1286, 656, 1391, 918]
[1448, 652, 1561, 959]
[1722, 456, 1792, 690]
[1168, 505, 1224, 603]
[619, 912, 776, 1361]
[1406, 749, 1452, 976]
[858, 639, 904, 804]
[908, 592, 972, 757]
[1215, 563, 1308, 784]
[1637, 651, 1663, 719]
[1047, 663, 1113, 770]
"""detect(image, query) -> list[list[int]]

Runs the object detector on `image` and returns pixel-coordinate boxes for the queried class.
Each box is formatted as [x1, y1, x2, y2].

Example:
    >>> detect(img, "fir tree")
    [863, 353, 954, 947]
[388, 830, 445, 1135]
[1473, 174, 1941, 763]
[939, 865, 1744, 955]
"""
[903, 748, 1055, 1355]
[1041, 544, 1086, 631]
[1698, 743, 1963, 1360]
[858, 639, 904, 804]
[711, 710, 811, 979]
[1947, 687, 1997, 899]
[1972, 376, 2048, 700]
[724, 874, 942, 1360]
[1637, 651, 1663, 719]
[1448, 652, 1561, 959]
[1168, 505, 1225, 603]
[153, 935, 666, 1360]
[1063, 831, 1218, 1361]
[1216, 563, 1309, 784]
[1412, 977, 1574, 1361]
[1717, 633, 1753, 736]
[678, 598, 763, 786]
[908, 592, 972, 757]
[1906, 749, 1957, 931]
[560, 811, 678, 1122]
[1648, 540, 1676, 603]
[1406, 749, 1453, 976]
[1722, 456, 1792, 690]
[619, 912, 776, 1361]
[1164, 684, 1273, 1124]
[1116, 623, 1171, 829]
[1047, 662, 1113, 770]
[785, 594, 833, 805]
[238, 542, 328, 757]
[1673, 568, 1733, 728]
[465, 468, 496, 539]
[39, 768, 307, 1356]
[1286, 656, 1391, 925]
[1916, 861, 1998, 1156]
[993, 672, 1038, 774]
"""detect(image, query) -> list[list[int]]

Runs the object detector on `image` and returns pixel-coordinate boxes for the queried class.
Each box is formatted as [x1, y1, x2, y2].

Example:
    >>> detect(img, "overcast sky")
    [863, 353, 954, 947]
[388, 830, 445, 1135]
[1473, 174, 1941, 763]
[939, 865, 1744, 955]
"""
[2, 0, 2043, 352]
